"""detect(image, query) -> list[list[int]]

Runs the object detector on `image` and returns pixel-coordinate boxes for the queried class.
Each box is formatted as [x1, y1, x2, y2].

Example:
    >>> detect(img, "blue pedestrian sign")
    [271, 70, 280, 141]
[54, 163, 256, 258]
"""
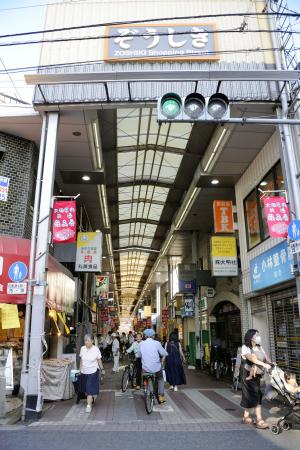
[8, 261, 28, 282]
[288, 220, 300, 241]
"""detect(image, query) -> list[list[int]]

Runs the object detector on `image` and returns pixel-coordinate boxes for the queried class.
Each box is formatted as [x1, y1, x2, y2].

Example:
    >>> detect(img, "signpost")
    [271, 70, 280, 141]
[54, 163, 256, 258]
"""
[288, 220, 300, 241]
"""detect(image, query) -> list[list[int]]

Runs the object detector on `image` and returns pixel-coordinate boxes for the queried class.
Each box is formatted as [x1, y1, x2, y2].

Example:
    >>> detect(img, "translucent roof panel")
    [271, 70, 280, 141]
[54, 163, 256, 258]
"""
[116, 107, 192, 309]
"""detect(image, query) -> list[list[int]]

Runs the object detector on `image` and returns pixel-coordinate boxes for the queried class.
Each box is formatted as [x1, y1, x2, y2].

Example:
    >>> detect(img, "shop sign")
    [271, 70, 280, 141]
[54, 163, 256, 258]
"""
[0, 303, 20, 329]
[95, 275, 109, 299]
[161, 308, 169, 329]
[288, 219, 300, 241]
[144, 306, 151, 317]
[52, 200, 76, 243]
[184, 293, 194, 317]
[213, 200, 234, 233]
[7, 282, 27, 295]
[250, 240, 294, 291]
[263, 197, 289, 238]
[205, 287, 215, 298]
[75, 232, 102, 272]
[211, 236, 238, 277]
[178, 264, 197, 293]
[104, 23, 219, 62]
[0, 176, 9, 202]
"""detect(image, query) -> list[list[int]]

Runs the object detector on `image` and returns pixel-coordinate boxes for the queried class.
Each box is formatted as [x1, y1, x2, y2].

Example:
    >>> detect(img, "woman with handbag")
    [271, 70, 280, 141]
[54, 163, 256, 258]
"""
[79, 334, 105, 413]
[240, 329, 272, 429]
[165, 332, 186, 391]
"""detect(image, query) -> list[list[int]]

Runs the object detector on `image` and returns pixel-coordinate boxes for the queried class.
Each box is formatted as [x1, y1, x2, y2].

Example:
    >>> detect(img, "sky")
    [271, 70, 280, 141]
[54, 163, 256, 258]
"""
[0, 0, 299, 104]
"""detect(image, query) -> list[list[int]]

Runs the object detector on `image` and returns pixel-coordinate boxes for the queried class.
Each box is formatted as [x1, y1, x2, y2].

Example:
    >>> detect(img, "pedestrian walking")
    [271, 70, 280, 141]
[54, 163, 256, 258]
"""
[112, 332, 120, 373]
[79, 334, 105, 413]
[127, 332, 142, 389]
[165, 332, 186, 391]
[240, 329, 272, 429]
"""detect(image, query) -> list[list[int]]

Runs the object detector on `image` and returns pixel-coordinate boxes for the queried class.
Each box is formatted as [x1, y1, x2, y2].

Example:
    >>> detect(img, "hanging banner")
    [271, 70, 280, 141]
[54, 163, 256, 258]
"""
[161, 308, 169, 330]
[213, 200, 234, 233]
[95, 275, 109, 299]
[211, 236, 238, 277]
[75, 232, 102, 272]
[263, 197, 290, 238]
[52, 200, 76, 243]
[0, 176, 10, 202]
[144, 306, 152, 317]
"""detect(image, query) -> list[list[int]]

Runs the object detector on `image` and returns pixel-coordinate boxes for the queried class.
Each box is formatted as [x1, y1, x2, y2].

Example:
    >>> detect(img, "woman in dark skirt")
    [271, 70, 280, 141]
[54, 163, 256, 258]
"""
[165, 332, 186, 391]
[80, 334, 105, 413]
[240, 329, 272, 429]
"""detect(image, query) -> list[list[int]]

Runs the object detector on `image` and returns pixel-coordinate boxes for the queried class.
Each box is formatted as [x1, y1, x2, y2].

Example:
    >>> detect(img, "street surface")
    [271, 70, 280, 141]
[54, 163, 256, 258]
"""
[1, 367, 299, 450]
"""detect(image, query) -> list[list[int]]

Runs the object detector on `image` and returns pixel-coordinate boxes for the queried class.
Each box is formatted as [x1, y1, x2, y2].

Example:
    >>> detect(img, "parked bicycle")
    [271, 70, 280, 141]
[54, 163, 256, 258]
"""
[121, 354, 137, 392]
[209, 345, 230, 380]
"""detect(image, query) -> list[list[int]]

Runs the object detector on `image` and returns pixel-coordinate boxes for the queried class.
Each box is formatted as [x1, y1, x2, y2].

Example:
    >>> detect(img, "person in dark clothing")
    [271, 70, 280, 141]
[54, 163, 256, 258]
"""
[165, 332, 186, 391]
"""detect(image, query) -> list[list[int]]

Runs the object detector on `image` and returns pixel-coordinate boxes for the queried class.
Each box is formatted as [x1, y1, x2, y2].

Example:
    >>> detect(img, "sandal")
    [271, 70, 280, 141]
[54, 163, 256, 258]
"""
[256, 420, 269, 429]
[241, 417, 253, 425]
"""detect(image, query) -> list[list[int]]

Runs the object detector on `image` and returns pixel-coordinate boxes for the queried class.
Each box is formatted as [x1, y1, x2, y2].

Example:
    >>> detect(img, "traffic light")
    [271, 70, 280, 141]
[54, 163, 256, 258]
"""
[157, 92, 230, 123]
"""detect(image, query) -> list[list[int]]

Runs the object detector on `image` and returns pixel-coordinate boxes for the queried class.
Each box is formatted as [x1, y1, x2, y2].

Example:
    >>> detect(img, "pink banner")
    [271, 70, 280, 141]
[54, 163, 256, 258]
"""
[263, 196, 289, 238]
[52, 200, 76, 243]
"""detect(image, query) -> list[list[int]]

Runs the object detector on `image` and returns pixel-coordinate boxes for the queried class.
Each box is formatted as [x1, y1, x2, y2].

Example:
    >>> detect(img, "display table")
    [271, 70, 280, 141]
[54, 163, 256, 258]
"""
[41, 359, 74, 400]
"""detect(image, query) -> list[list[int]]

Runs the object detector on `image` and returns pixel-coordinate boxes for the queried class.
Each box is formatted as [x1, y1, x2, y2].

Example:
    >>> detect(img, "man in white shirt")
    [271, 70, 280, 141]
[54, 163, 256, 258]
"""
[138, 329, 168, 403]
[111, 333, 120, 373]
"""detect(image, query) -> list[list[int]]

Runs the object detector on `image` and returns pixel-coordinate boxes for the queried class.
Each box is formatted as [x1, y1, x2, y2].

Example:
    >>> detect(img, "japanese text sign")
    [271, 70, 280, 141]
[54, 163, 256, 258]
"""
[183, 294, 194, 317]
[0, 176, 9, 202]
[250, 240, 294, 291]
[104, 23, 219, 62]
[211, 236, 238, 277]
[263, 197, 290, 238]
[95, 275, 109, 299]
[52, 200, 76, 243]
[213, 200, 234, 233]
[75, 232, 102, 272]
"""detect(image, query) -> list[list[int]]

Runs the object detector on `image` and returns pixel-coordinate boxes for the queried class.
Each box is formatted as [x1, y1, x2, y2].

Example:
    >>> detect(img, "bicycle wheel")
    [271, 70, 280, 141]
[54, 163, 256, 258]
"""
[145, 378, 154, 414]
[121, 367, 130, 392]
[131, 364, 137, 388]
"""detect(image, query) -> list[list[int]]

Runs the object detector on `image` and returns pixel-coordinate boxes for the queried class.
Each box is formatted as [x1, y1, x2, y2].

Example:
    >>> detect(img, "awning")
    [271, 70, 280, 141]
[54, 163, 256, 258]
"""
[0, 235, 74, 305]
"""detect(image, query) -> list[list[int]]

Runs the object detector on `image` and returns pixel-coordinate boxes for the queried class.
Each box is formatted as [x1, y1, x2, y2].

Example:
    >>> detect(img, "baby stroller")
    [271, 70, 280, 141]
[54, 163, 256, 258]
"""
[265, 365, 300, 435]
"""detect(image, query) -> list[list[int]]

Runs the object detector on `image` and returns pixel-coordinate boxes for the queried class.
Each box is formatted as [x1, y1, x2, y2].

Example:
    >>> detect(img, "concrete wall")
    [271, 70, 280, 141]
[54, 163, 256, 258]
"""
[0, 132, 37, 238]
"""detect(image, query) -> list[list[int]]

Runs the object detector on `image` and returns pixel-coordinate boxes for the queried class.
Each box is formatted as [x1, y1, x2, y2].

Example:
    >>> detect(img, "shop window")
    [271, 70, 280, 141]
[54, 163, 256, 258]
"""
[243, 161, 285, 250]
[244, 190, 261, 249]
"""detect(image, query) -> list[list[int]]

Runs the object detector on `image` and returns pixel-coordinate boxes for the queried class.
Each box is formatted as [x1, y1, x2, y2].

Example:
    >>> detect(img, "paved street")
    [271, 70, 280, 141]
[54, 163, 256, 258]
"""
[1, 367, 299, 450]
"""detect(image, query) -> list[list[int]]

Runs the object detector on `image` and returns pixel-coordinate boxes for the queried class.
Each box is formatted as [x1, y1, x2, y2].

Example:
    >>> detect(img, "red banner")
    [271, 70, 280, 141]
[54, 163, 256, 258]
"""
[52, 200, 76, 243]
[263, 196, 290, 238]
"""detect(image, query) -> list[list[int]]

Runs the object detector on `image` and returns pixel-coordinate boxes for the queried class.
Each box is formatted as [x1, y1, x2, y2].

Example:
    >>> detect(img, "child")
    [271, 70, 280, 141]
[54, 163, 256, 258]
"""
[284, 372, 300, 395]
[246, 364, 258, 381]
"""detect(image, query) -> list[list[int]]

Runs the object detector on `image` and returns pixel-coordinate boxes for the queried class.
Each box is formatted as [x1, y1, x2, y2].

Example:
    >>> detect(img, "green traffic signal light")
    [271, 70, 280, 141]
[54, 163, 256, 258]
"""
[160, 93, 182, 119]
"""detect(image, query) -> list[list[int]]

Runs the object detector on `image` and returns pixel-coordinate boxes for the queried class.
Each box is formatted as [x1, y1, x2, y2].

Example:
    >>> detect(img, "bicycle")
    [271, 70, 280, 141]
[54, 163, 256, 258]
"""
[143, 372, 160, 414]
[121, 355, 137, 392]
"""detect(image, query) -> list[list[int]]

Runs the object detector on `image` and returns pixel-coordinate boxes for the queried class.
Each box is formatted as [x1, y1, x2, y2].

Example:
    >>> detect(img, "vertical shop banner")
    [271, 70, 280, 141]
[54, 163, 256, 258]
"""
[161, 308, 169, 330]
[213, 200, 234, 233]
[211, 236, 238, 276]
[75, 232, 102, 272]
[183, 293, 194, 317]
[95, 275, 109, 300]
[144, 306, 151, 317]
[52, 200, 76, 243]
[263, 197, 290, 238]
[0, 176, 9, 202]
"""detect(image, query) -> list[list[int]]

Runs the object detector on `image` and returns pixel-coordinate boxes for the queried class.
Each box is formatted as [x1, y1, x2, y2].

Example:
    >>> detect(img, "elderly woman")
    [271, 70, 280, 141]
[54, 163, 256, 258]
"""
[80, 334, 105, 413]
[241, 329, 271, 429]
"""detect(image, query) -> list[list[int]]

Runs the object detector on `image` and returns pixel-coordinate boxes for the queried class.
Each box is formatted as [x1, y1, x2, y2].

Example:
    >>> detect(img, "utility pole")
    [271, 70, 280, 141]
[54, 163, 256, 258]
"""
[268, 5, 300, 317]
[192, 232, 201, 369]
[23, 112, 59, 421]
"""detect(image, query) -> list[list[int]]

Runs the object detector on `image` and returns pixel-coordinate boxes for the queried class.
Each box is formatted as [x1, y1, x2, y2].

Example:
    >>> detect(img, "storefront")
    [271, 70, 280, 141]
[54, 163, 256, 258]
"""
[0, 235, 76, 396]
[210, 301, 241, 358]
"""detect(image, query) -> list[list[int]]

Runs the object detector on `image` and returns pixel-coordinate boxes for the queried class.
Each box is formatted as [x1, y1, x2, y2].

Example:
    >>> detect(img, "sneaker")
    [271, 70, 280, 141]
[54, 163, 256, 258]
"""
[169, 386, 174, 390]
[85, 405, 92, 413]
[159, 395, 166, 404]
[174, 386, 178, 392]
